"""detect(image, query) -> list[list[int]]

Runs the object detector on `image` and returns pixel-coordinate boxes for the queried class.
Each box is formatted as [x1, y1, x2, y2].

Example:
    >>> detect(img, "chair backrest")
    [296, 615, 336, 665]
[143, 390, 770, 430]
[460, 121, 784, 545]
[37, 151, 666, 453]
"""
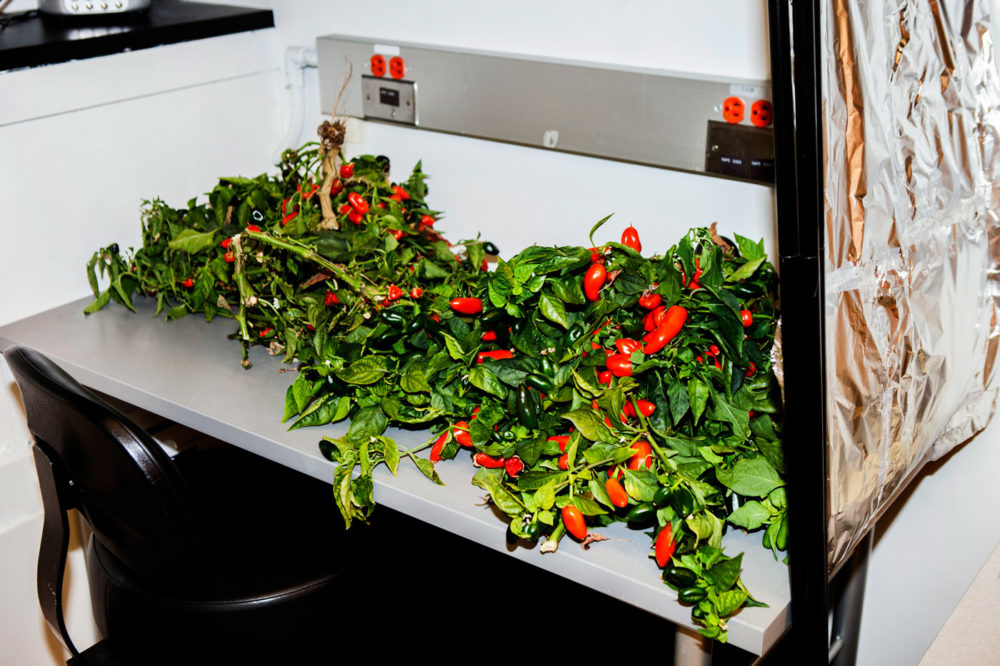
[4, 345, 204, 583]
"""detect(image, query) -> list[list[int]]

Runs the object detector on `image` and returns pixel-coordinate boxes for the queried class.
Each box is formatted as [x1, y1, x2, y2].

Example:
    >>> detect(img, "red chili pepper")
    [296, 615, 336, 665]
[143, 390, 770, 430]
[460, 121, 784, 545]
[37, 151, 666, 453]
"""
[330, 179, 343, 195]
[708, 344, 721, 356]
[621, 224, 642, 253]
[642, 305, 687, 354]
[644, 305, 668, 332]
[605, 477, 629, 508]
[430, 432, 450, 462]
[338, 203, 352, 215]
[688, 258, 703, 290]
[598, 370, 612, 385]
[588, 247, 605, 263]
[608, 467, 624, 481]
[390, 229, 405, 240]
[258, 327, 273, 338]
[615, 338, 643, 355]
[583, 262, 607, 301]
[410, 287, 424, 299]
[628, 441, 653, 470]
[604, 348, 615, 358]
[547, 435, 570, 452]
[476, 349, 514, 364]
[636, 400, 655, 417]
[420, 214, 435, 226]
[393, 185, 410, 200]
[471, 406, 480, 418]
[246, 225, 260, 233]
[224, 251, 235, 263]
[180, 278, 194, 288]
[623, 402, 635, 418]
[324, 290, 338, 306]
[638, 292, 662, 310]
[453, 421, 473, 447]
[606, 353, 633, 377]
[655, 524, 676, 567]
[558, 453, 569, 470]
[282, 211, 298, 226]
[741, 309, 754, 327]
[504, 456, 524, 477]
[340, 163, 354, 178]
[386, 285, 402, 301]
[481, 330, 497, 341]
[473, 452, 505, 468]
[561, 505, 587, 540]
[746, 361, 756, 377]
[431, 313, 440, 322]
[449, 297, 483, 315]
[347, 192, 369, 214]
[220, 237, 232, 249]
[348, 210, 364, 224]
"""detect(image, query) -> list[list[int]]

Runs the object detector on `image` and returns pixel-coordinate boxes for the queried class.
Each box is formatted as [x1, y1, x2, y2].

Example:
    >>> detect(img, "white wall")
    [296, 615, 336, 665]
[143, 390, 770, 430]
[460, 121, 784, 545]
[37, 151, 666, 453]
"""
[1, 1, 997, 664]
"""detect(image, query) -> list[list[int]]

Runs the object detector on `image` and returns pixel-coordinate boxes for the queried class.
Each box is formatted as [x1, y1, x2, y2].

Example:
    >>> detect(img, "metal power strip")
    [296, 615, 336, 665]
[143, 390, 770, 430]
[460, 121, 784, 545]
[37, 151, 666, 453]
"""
[316, 34, 774, 184]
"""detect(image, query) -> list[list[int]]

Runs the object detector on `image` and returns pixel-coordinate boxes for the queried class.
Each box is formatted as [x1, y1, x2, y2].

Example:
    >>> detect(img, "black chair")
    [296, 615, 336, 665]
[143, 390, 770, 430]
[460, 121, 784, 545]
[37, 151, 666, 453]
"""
[4, 345, 373, 665]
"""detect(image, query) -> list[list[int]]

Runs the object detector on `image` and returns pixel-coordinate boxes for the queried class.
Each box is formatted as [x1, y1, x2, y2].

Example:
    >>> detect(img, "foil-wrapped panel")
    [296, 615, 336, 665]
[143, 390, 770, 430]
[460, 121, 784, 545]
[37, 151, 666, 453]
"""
[822, 0, 1000, 569]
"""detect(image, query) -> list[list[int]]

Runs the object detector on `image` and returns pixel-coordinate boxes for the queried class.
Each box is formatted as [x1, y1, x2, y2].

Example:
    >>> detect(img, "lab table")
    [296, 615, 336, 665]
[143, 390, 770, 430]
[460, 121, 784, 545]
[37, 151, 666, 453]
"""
[0, 297, 790, 656]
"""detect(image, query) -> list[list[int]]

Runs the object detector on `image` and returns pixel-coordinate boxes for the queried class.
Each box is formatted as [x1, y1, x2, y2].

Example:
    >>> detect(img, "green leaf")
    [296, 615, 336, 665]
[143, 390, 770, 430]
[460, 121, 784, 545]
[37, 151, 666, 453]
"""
[589, 477, 614, 509]
[715, 588, 749, 617]
[572, 494, 607, 516]
[623, 468, 658, 503]
[413, 456, 444, 485]
[515, 471, 568, 491]
[561, 408, 614, 442]
[347, 406, 388, 442]
[533, 480, 556, 510]
[400, 363, 432, 393]
[380, 436, 400, 475]
[706, 553, 743, 593]
[472, 467, 523, 515]
[336, 356, 390, 385]
[538, 292, 570, 329]
[726, 500, 771, 530]
[588, 213, 613, 247]
[728, 257, 765, 282]
[515, 436, 546, 467]
[734, 234, 765, 261]
[469, 365, 506, 398]
[168, 228, 218, 254]
[83, 290, 111, 314]
[716, 458, 784, 497]
[688, 377, 710, 424]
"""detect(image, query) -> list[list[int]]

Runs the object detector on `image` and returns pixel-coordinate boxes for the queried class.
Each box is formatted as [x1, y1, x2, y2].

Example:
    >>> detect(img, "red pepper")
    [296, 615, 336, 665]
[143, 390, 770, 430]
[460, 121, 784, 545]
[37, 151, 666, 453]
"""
[627, 441, 653, 470]
[282, 211, 298, 226]
[644, 305, 667, 332]
[583, 262, 607, 301]
[420, 214, 435, 226]
[481, 330, 497, 341]
[605, 477, 629, 508]
[338, 203, 352, 215]
[330, 179, 343, 195]
[258, 327, 273, 338]
[598, 370, 612, 385]
[642, 305, 687, 354]
[741, 309, 754, 327]
[608, 467, 624, 481]
[620, 224, 642, 253]
[450, 297, 483, 314]
[180, 278, 194, 288]
[476, 350, 514, 363]
[347, 192, 369, 214]
[615, 338, 643, 356]
[561, 505, 587, 540]
[504, 456, 524, 477]
[473, 452, 505, 469]
[606, 353, 633, 377]
[453, 420, 473, 447]
[386, 285, 402, 301]
[430, 432, 449, 462]
[393, 185, 410, 200]
[220, 237, 232, 249]
[638, 292, 661, 310]
[348, 210, 364, 224]
[623, 402, 636, 418]
[340, 163, 354, 178]
[325, 290, 338, 306]
[547, 435, 570, 452]
[655, 524, 676, 567]
[588, 247, 605, 263]
[687, 258, 703, 290]
[708, 344, 720, 356]
[224, 251, 235, 263]
[558, 453, 570, 470]
[636, 400, 655, 417]
[246, 225, 260, 233]
[746, 361, 757, 377]
[410, 287, 424, 299]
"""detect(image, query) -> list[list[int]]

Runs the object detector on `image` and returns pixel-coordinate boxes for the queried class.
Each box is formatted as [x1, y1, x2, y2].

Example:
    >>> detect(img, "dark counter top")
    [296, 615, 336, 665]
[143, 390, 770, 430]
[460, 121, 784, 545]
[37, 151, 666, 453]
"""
[0, 1, 273, 71]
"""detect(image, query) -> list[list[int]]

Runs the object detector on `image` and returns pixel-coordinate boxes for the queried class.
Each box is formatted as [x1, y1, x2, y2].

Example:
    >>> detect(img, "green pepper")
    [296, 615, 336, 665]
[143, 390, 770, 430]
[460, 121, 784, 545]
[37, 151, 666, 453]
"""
[762, 523, 773, 549]
[483, 241, 500, 255]
[653, 487, 671, 508]
[670, 487, 695, 518]
[776, 514, 788, 550]
[379, 307, 407, 327]
[497, 429, 517, 442]
[481, 308, 506, 329]
[423, 317, 442, 337]
[515, 384, 538, 429]
[625, 503, 656, 525]
[525, 373, 554, 393]
[691, 606, 707, 620]
[406, 317, 424, 335]
[678, 587, 707, 604]
[662, 566, 698, 588]
[511, 319, 526, 335]
[566, 324, 586, 344]
[371, 329, 400, 347]
[730, 282, 762, 299]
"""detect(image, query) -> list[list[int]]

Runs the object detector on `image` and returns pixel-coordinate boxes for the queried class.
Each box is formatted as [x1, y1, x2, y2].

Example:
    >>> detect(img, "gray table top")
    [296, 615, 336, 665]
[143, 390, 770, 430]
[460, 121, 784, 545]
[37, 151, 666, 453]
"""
[0, 297, 790, 654]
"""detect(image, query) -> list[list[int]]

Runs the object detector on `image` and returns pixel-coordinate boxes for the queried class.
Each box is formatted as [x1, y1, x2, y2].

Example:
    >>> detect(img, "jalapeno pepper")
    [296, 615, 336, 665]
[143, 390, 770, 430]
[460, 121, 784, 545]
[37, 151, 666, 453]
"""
[379, 307, 407, 327]
[625, 503, 656, 525]
[662, 567, 698, 588]
[679, 587, 707, 604]
[482, 241, 500, 255]
[515, 384, 538, 428]
[525, 373, 554, 392]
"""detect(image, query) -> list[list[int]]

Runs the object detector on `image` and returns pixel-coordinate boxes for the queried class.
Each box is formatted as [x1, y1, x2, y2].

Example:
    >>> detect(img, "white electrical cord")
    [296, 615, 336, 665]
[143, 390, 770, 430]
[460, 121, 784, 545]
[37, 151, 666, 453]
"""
[273, 45, 318, 166]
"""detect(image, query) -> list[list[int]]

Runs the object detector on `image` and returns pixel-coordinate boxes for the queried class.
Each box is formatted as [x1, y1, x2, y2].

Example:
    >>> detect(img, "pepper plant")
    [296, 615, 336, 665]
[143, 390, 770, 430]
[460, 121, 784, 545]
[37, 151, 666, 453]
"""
[87, 142, 785, 642]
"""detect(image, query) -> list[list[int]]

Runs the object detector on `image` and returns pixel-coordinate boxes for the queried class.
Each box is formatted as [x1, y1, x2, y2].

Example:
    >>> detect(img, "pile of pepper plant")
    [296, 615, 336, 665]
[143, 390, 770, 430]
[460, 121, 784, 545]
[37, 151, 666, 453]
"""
[87, 145, 785, 642]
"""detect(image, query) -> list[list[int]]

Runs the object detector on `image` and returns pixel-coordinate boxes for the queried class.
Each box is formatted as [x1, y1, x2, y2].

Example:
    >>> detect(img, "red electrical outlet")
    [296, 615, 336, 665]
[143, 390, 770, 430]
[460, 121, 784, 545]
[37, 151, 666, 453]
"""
[750, 100, 773, 127]
[370, 54, 386, 78]
[722, 96, 745, 124]
[389, 56, 406, 80]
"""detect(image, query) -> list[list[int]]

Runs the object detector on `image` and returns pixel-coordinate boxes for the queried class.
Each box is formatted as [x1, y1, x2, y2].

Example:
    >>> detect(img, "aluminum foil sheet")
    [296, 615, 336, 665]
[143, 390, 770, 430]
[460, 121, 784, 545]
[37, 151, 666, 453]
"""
[823, 0, 1000, 570]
